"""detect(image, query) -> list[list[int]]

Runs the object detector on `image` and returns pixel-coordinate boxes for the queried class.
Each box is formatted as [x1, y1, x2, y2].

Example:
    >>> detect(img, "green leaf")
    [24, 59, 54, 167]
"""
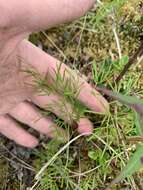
[92, 61, 98, 83]
[97, 87, 143, 135]
[95, 0, 126, 26]
[120, 55, 129, 65]
[106, 144, 143, 189]
[135, 111, 143, 135]
[88, 151, 98, 161]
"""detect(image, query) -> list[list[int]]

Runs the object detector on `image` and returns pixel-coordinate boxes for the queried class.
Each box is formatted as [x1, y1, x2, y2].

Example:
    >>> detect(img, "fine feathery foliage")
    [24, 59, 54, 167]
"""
[105, 144, 143, 189]
[22, 0, 143, 189]
[27, 58, 143, 189]
[96, 87, 143, 189]
[24, 63, 87, 125]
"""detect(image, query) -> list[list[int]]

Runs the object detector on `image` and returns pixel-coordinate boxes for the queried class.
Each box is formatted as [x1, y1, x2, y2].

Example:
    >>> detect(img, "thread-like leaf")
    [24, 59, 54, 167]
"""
[97, 87, 143, 135]
[106, 144, 143, 189]
[96, 87, 143, 188]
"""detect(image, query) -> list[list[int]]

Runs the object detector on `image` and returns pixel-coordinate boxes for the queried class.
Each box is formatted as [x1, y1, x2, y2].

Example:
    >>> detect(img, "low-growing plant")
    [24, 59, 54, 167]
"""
[27, 1, 143, 189]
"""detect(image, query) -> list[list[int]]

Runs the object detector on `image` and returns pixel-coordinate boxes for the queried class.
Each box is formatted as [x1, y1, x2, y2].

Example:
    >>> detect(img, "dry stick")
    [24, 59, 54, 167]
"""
[115, 42, 143, 84]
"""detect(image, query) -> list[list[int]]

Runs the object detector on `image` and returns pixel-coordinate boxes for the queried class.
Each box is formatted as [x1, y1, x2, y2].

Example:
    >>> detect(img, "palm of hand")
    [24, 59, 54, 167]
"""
[0, 0, 108, 147]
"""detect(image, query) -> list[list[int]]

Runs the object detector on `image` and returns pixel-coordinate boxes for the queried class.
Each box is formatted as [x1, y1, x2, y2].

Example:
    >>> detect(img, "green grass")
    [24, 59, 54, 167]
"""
[0, 0, 143, 189]
[29, 1, 143, 189]
[33, 66, 143, 189]
[28, 1, 143, 190]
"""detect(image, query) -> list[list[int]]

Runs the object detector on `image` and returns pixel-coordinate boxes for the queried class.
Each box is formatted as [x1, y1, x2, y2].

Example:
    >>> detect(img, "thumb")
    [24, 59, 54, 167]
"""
[2, 0, 95, 34]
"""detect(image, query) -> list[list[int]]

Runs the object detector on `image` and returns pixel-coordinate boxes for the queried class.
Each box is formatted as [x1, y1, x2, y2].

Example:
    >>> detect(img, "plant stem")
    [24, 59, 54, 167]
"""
[115, 42, 143, 84]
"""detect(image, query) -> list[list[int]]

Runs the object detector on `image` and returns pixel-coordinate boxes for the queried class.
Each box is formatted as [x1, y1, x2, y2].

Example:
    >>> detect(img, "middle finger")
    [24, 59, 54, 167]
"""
[9, 101, 68, 142]
[31, 93, 93, 134]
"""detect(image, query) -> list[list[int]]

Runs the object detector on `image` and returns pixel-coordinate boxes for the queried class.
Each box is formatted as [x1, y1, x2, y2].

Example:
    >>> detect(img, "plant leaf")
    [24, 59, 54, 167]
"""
[97, 87, 143, 135]
[135, 111, 143, 135]
[106, 144, 143, 189]
[96, 87, 143, 188]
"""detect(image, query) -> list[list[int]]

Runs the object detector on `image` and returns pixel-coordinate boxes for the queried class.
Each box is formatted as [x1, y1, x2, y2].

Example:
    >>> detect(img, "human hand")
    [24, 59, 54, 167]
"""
[0, 0, 109, 148]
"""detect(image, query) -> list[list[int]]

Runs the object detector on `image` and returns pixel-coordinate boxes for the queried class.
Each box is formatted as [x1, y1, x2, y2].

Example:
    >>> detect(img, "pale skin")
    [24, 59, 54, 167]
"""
[0, 0, 109, 148]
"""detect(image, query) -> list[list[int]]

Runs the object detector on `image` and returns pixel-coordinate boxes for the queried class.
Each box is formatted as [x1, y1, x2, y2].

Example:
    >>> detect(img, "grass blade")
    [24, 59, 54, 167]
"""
[97, 87, 143, 135]
[106, 144, 143, 189]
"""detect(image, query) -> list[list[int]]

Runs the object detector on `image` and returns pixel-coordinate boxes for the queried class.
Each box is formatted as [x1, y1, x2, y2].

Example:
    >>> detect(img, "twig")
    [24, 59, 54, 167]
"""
[41, 31, 67, 61]
[112, 24, 122, 59]
[0, 144, 35, 171]
[77, 149, 81, 190]
[73, 14, 87, 66]
[115, 42, 143, 84]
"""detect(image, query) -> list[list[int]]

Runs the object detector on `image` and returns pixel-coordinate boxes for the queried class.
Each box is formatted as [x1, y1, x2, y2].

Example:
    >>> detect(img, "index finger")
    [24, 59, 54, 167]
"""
[19, 40, 109, 113]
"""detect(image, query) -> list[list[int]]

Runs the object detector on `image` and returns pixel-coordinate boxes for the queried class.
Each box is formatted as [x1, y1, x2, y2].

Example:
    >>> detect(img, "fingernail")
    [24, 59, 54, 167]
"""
[77, 118, 93, 135]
